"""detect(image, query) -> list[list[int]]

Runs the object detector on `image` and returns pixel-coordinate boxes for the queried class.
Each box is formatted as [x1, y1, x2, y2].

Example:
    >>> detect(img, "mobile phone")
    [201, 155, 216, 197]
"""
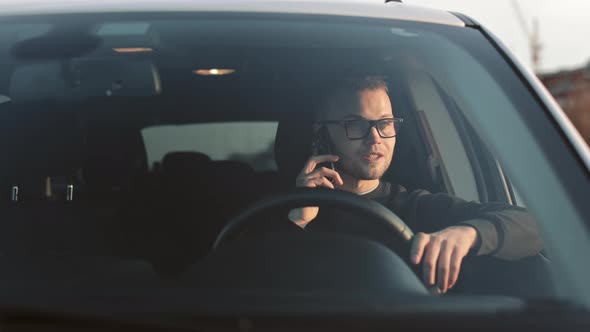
[313, 126, 336, 173]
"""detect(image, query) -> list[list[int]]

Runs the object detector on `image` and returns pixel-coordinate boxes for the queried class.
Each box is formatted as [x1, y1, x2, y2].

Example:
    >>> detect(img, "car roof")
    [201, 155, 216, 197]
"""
[0, 0, 465, 27]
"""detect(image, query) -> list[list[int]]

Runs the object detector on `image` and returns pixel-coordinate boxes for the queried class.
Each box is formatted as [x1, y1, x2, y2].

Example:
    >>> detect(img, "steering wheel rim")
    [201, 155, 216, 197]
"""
[212, 188, 414, 250]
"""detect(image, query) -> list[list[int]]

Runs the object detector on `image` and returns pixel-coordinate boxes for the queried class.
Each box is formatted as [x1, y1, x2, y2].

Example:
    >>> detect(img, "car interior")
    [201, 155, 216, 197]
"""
[0, 17, 554, 303]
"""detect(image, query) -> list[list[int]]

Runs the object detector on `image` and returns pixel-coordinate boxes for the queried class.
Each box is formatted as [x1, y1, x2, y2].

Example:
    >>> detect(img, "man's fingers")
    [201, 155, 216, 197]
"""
[448, 248, 465, 289]
[303, 177, 334, 189]
[319, 167, 344, 186]
[436, 240, 452, 293]
[410, 233, 429, 264]
[422, 237, 442, 286]
[413, 227, 475, 292]
[311, 154, 340, 164]
[319, 177, 335, 189]
[307, 167, 344, 186]
[300, 155, 340, 175]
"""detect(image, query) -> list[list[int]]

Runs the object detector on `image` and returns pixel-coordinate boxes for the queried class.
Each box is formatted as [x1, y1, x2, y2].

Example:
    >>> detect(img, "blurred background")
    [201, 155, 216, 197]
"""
[402, 0, 590, 144]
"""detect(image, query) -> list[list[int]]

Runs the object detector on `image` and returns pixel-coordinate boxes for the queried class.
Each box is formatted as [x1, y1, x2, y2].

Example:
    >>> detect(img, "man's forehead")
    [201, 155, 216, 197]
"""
[323, 88, 393, 119]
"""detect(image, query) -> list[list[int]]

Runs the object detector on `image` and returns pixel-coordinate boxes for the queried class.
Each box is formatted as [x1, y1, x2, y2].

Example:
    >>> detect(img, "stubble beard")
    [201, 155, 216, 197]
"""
[335, 156, 391, 181]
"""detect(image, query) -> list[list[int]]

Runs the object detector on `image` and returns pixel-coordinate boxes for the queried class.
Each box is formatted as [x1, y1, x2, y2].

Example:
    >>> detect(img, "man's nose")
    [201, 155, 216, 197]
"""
[365, 126, 382, 145]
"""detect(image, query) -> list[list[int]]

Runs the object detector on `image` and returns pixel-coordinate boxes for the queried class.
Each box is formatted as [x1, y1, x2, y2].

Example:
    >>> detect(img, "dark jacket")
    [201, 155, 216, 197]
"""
[296, 181, 543, 261]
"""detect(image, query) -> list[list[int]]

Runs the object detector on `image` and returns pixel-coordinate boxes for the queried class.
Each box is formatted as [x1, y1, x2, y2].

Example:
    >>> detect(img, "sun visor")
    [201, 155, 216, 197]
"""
[9, 58, 161, 102]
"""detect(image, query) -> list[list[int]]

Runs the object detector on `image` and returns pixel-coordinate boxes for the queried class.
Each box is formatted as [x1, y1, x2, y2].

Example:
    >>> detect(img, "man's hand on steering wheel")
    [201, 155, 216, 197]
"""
[287, 154, 480, 295]
[410, 226, 479, 294]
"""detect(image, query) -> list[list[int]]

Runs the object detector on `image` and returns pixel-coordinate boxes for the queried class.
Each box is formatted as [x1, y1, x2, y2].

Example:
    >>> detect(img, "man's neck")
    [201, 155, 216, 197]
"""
[338, 173, 380, 195]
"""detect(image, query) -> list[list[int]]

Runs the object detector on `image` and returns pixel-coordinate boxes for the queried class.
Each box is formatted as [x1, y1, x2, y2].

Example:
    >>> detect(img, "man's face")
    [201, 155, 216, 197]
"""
[324, 88, 395, 180]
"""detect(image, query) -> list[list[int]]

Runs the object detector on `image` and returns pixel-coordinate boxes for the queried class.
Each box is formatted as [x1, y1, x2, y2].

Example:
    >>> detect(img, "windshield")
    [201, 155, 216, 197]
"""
[0, 12, 573, 315]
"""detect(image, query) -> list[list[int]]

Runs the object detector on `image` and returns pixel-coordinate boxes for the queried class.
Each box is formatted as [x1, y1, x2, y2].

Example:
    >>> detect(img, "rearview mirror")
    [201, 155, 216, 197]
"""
[9, 58, 161, 102]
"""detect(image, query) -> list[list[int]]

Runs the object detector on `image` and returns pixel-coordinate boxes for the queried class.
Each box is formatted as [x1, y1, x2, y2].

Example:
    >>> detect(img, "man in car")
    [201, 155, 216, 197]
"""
[288, 76, 543, 294]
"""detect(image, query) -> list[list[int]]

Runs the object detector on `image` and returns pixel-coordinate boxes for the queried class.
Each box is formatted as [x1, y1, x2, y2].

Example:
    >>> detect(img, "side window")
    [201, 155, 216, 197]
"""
[404, 69, 480, 201]
[497, 160, 527, 207]
[511, 185, 528, 207]
[141, 122, 278, 171]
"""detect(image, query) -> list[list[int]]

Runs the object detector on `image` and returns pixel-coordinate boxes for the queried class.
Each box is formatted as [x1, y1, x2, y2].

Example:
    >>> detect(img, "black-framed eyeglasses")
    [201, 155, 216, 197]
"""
[319, 118, 403, 140]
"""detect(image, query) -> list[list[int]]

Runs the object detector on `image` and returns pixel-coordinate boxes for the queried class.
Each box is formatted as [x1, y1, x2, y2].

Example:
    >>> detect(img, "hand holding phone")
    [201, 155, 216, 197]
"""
[289, 154, 344, 227]
[288, 125, 344, 227]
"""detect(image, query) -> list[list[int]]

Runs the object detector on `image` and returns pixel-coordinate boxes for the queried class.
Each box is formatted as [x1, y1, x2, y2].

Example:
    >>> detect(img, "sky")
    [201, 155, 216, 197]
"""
[402, 0, 590, 74]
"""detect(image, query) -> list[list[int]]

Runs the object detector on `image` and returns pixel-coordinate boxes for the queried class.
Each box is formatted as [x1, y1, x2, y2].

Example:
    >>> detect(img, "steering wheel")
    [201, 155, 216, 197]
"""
[212, 188, 414, 251]
[212, 188, 550, 297]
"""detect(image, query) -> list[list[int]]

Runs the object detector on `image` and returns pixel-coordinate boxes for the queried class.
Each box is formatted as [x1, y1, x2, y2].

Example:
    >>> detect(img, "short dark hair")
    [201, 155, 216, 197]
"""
[341, 76, 389, 94]
[315, 76, 390, 121]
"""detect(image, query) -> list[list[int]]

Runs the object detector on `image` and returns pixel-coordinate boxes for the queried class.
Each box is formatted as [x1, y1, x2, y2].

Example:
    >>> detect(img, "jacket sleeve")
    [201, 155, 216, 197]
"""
[395, 189, 543, 260]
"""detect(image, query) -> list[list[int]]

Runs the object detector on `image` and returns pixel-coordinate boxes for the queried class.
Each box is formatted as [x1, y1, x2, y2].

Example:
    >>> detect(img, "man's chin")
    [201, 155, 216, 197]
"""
[359, 174, 384, 181]
[356, 167, 387, 181]
[339, 160, 389, 181]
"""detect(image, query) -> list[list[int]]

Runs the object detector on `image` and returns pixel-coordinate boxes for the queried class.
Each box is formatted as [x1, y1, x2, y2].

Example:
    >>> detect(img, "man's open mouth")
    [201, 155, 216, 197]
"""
[362, 152, 384, 161]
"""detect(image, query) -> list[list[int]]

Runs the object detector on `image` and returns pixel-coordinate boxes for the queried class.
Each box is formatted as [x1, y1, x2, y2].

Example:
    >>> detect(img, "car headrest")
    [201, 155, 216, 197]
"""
[274, 113, 315, 182]
[83, 124, 147, 192]
[209, 160, 254, 177]
[162, 151, 211, 174]
[208, 160, 256, 193]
